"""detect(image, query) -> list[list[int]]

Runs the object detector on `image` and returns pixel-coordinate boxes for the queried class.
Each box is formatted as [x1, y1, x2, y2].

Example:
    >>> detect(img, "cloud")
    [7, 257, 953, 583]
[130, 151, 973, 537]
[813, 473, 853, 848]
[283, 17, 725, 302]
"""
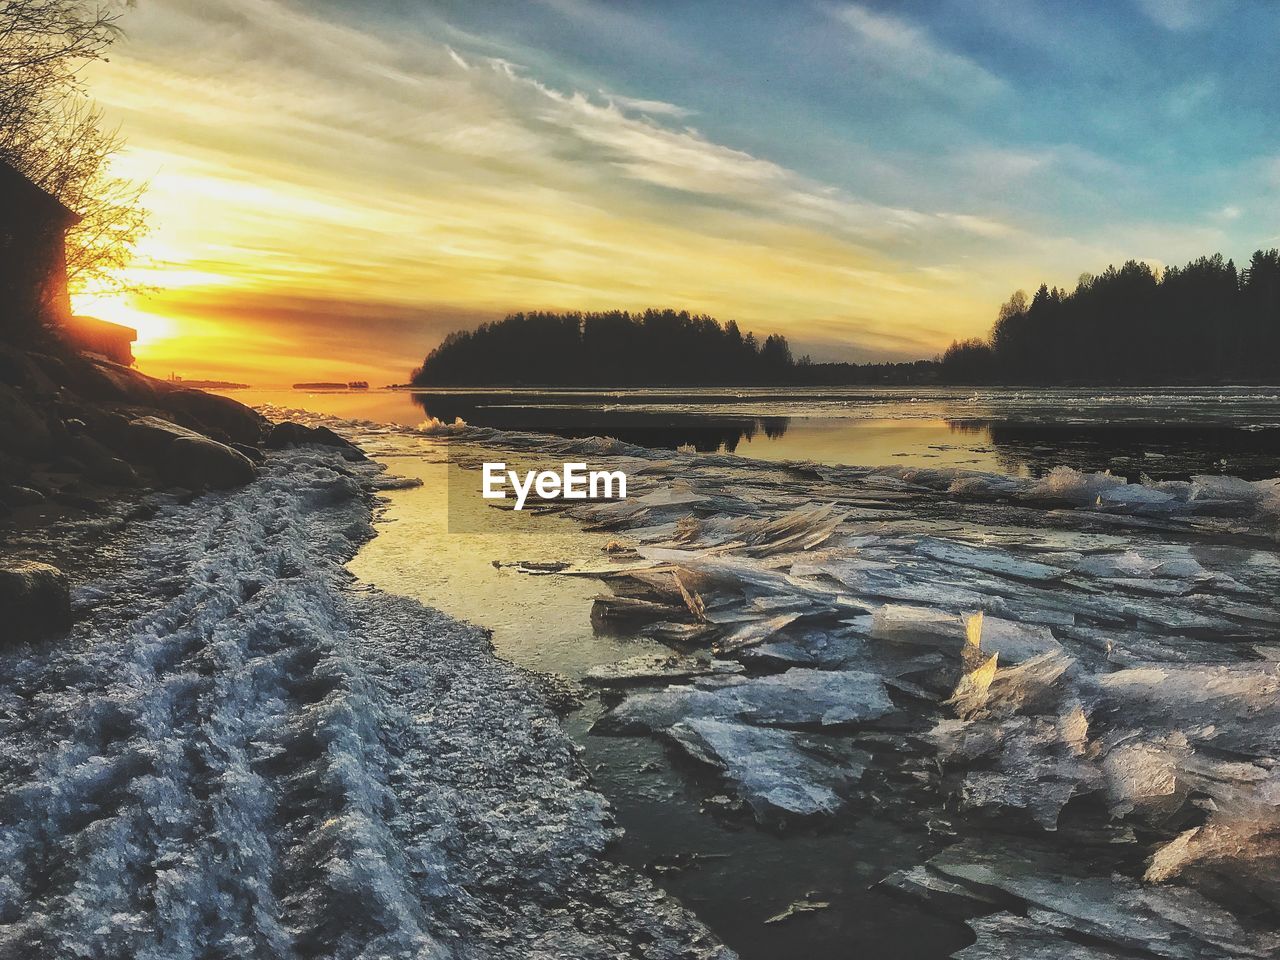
[828, 2, 1006, 102]
[604, 93, 693, 118]
[1134, 0, 1229, 31]
[83, 0, 1101, 373]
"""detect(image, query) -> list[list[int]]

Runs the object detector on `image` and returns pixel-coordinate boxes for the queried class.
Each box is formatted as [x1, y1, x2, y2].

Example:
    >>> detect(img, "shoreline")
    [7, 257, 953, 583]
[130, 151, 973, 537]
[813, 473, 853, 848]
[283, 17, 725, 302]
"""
[0, 437, 731, 957]
[5, 386, 1280, 958]
[318, 414, 1280, 959]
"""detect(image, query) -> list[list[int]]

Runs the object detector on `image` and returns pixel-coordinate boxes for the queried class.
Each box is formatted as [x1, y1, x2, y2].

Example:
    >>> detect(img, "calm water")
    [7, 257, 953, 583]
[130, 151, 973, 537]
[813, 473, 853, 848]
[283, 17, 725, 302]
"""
[224, 385, 1280, 480]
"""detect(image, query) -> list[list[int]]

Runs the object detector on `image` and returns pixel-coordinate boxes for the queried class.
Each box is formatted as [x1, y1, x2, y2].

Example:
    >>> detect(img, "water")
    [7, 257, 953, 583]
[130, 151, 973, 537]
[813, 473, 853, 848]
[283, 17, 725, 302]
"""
[263, 386, 1280, 958]
[225, 385, 1280, 480]
[345, 437, 970, 959]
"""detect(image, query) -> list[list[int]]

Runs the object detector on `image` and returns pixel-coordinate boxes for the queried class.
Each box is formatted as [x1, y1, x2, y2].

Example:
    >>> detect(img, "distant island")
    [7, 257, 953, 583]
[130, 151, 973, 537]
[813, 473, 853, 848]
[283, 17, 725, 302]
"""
[167, 376, 250, 390]
[410, 249, 1280, 388]
[293, 381, 370, 390]
[410, 308, 935, 387]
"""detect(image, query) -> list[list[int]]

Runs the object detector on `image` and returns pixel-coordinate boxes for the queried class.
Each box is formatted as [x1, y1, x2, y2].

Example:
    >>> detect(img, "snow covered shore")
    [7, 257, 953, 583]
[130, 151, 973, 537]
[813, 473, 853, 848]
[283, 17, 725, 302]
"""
[0, 444, 729, 959]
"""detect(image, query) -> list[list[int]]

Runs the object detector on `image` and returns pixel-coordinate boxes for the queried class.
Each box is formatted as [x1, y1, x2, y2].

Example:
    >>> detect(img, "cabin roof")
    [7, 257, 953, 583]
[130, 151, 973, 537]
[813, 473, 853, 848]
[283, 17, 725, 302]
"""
[64, 314, 138, 342]
[0, 159, 82, 226]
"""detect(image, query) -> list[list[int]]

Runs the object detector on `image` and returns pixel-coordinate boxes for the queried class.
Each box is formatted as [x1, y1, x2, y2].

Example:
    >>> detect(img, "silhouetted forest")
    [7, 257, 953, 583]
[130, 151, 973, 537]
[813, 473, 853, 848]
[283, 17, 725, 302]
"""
[940, 250, 1280, 384]
[412, 309, 804, 386]
[410, 309, 943, 386]
[411, 252, 1280, 387]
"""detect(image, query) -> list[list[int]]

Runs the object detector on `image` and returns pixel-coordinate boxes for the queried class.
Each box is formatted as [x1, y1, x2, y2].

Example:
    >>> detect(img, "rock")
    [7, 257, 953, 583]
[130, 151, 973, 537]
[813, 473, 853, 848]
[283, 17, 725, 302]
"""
[666, 717, 867, 823]
[126, 415, 213, 462]
[0, 484, 46, 506]
[0, 560, 72, 642]
[66, 356, 160, 405]
[69, 434, 138, 486]
[265, 421, 365, 460]
[0, 384, 53, 458]
[231, 442, 266, 464]
[160, 435, 256, 490]
[0, 345, 60, 395]
[159, 387, 265, 445]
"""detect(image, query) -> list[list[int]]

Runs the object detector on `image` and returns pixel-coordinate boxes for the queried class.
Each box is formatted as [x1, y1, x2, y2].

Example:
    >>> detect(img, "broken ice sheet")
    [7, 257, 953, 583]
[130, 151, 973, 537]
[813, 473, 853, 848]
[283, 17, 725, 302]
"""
[583, 655, 744, 687]
[666, 717, 868, 824]
[596, 667, 895, 734]
[897, 838, 1277, 959]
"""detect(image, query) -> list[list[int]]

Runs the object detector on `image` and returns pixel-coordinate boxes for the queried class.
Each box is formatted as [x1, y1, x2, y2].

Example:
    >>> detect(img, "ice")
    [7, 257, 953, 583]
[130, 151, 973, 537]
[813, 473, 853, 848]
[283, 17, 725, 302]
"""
[870, 603, 963, 647]
[584, 655, 744, 686]
[898, 839, 1276, 959]
[293, 412, 1280, 951]
[915, 537, 1068, 582]
[977, 617, 1064, 664]
[954, 913, 1141, 959]
[414, 415, 467, 434]
[597, 668, 894, 733]
[665, 718, 867, 823]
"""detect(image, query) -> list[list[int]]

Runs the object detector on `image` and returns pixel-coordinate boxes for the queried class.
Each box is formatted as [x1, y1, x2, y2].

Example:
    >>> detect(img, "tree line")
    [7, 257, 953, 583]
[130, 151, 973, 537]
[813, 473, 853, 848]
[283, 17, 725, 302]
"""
[940, 250, 1280, 384]
[411, 309, 804, 386]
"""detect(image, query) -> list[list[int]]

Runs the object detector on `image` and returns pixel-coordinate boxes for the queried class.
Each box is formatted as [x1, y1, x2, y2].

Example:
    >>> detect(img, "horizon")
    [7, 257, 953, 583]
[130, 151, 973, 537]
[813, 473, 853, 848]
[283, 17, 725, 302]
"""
[69, 0, 1280, 384]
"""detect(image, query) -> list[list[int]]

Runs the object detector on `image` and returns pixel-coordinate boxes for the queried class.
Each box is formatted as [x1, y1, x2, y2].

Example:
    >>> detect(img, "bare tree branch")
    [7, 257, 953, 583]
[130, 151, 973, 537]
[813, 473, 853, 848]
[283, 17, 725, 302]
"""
[1, 0, 146, 297]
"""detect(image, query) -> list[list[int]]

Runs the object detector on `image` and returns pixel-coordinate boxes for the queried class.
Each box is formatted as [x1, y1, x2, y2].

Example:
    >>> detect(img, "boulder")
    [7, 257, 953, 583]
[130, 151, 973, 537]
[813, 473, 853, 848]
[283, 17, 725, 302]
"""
[0, 485, 46, 506]
[69, 434, 138, 486]
[0, 560, 72, 643]
[160, 435, 256, 490]
[126, 415, 212, 462]
[265, 421, 365, 461]
[66, 356, 160, 405]
[159, 387, 264, 445]
[231, 442, 266, 464]
[0, 384, 53, 459]
[0, 346, 60, 395]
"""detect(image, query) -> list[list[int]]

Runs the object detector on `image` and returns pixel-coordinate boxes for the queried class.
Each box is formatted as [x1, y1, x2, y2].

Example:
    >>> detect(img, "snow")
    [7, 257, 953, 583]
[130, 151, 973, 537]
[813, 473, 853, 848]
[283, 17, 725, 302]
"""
[122, 410, 1280, 958]
[0, 447, 729, 959]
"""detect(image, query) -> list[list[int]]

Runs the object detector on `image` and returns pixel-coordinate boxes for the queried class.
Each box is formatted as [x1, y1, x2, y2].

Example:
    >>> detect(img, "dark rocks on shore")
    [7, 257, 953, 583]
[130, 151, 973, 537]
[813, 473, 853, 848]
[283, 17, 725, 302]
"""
[160, 434, 256, 490]
[0, 341, 271, 499]
[0, 560, 71, 642]
[68, 434, 139, 486]
[266, 421, 366, 461]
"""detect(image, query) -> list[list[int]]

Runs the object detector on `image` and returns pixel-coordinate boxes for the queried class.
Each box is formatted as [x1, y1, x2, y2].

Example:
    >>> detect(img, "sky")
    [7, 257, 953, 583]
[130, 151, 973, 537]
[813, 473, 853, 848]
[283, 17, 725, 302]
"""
[74, 0, 1280, 385]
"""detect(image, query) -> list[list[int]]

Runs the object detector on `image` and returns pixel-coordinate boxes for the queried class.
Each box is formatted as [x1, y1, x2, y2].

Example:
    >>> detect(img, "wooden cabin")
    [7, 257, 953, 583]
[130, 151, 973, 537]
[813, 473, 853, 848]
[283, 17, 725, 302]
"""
[0, 159, 81, 338]
[61, 314, 138, 366]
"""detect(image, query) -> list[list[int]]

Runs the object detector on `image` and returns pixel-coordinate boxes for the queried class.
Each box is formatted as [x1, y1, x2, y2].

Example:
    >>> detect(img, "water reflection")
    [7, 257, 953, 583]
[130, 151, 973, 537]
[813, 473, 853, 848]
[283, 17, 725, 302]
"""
[215, 387, 1280, 481]
[962, 419, 1280, 481]
[412, 391, 791, 453]
[414, 390, 1280, 480]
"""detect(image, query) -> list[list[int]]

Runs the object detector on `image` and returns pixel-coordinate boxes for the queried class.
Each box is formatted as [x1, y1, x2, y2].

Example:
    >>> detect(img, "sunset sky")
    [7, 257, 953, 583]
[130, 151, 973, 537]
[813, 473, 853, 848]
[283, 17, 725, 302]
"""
[76, 0, 1280, 385]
